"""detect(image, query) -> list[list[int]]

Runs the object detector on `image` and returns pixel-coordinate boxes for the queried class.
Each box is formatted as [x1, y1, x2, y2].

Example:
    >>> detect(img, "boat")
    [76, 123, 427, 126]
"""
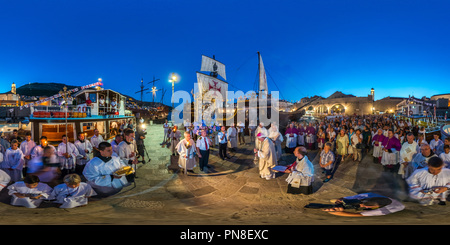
[29, 86, 135, 146]
[182, 52, 277, 130]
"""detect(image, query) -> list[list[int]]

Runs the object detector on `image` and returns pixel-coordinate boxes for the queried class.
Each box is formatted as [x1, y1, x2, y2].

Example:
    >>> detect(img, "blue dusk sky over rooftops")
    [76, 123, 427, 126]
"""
[1, 0, 450, 105]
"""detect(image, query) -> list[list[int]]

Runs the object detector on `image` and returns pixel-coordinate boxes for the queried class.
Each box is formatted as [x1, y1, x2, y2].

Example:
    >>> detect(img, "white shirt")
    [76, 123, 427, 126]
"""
[196, 136, 211, 151]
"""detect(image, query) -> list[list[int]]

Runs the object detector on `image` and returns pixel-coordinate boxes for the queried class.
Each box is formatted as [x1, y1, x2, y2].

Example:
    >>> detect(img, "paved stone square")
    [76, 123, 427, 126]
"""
[0, 123, 449, 225]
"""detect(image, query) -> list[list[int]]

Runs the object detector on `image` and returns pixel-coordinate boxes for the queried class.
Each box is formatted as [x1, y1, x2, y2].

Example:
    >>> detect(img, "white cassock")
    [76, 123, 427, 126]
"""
[26, 155, 60, 183]
[30, 144, 56, 159]
[439, 152, 450, 168]
[227, 127, 238, 149]
[398, 141, 419, 179]
[74, 140, 93, 166]
[285, 155, 314, 188]
[257, 138, 277, 180]
[82, 156, 129, 196]
[268, 128, 283, 161]
[20, 140, 36, 168]
[406, 167, 450, 204]
[49, 182, 97, 208]
[176, 139, 196, 171]
[57, 142, 79, 170]
[0, 169, 11, 191]
[118, 140, 136, 165]
[7, 181, 52, 208]
[255, 126, 268, 150]
[0, 148, 25, 182]
[90, 134, 105, 149]
[169, 130, 181, 154]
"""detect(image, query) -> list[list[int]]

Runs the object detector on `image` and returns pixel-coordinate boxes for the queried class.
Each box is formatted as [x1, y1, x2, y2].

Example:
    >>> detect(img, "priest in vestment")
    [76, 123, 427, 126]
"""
[254, 131, 277, 180]
[398, 133, 419, 179]
[305, 123, 316, 150]
[380, 130, 402, 171]
[372, 129, 386, 163]
[176, 131, 200, 174]
[285, 146, 314, 194]
[227, 123, 238, 152]
[285, 123, 299, 154]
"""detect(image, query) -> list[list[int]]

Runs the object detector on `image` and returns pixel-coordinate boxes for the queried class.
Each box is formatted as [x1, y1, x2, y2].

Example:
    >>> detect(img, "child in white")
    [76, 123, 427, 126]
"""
[7, 175, 52, 208]
[50, 174, 97, 208]
[439, 145, 450, 168]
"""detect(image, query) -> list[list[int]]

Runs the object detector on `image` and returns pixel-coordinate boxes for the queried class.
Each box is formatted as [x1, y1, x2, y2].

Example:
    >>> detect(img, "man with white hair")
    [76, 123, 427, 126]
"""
[176, 131, 200, 174]
[254, 131, 277, 180]
[404, 144, 437, 179]
[398, 133, 420, 179]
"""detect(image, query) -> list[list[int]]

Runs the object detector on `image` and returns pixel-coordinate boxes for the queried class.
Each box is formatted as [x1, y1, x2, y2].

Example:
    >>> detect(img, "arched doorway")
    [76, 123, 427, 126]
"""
[330, 104, 345, 114]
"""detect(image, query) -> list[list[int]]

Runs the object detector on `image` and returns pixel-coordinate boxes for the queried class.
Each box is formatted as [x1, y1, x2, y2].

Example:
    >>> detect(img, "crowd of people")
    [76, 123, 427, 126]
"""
[0, 121, 145, 209]
[166, 114, 450, 211]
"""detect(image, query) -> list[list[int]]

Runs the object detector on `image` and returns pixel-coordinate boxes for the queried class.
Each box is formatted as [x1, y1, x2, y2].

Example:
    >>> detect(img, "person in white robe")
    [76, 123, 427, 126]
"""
[404, 144, 437, 179]
[20, 132, 36, 175]
[406, 156, 450, 206]
[169, 126, 182, 156]
[27, 146, 60, 185]
[255, 122, 268, 151]
[439, 145, 450, 168]
[50, 173, 97, 208]
[285, 146, 314, 194]
[398, 133, 420, 179]
[83, 141, 130, 197]
[7, 175, 52, 208]
[57, 135, 79, 177]
[1, 139, 24, 182]
[297, 123, 305, 146]
[176, 131, 199, 174]
[74, 132, 93, 176]
[30, 136, 56, 159]
[118, 128, 138, 167]
[90, 129, 105, 157]
[0, 169, 11, 191]
[268, 123, 283, 161]
[227, 124, 238, 152]
[430, 133, 444, 155]
[254, 131, 277, 180]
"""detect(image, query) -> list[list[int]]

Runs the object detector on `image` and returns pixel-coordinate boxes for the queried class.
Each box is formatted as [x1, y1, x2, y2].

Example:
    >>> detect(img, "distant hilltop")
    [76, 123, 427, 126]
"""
[16, 82, 78, 97]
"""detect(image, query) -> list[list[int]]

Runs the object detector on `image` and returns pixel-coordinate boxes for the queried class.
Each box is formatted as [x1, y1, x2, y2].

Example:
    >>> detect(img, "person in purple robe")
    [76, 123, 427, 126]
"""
[305, 123, 316, 150]
[381, 129, 402, 171]
[372, 129, 386, 163]
[285, 123, 299, 153]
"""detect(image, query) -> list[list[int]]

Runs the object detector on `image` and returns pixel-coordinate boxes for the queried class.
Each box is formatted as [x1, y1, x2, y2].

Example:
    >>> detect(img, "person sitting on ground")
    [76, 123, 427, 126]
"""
[7, 175, 52, 208]
[50, 173, 97, 208]
[307, 192, 405, 217]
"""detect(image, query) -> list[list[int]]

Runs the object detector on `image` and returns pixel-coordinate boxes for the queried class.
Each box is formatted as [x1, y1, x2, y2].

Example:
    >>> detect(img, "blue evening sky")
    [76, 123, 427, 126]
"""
[1, 0, 449, 105]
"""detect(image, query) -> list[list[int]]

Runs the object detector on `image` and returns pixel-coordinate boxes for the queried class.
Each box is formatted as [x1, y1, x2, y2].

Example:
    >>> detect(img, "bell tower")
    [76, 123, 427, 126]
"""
[11, 82, 16, 94]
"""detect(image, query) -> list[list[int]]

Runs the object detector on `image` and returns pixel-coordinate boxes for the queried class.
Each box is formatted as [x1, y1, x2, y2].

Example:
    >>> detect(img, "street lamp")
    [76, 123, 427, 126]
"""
[169, 73, 178, 109]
